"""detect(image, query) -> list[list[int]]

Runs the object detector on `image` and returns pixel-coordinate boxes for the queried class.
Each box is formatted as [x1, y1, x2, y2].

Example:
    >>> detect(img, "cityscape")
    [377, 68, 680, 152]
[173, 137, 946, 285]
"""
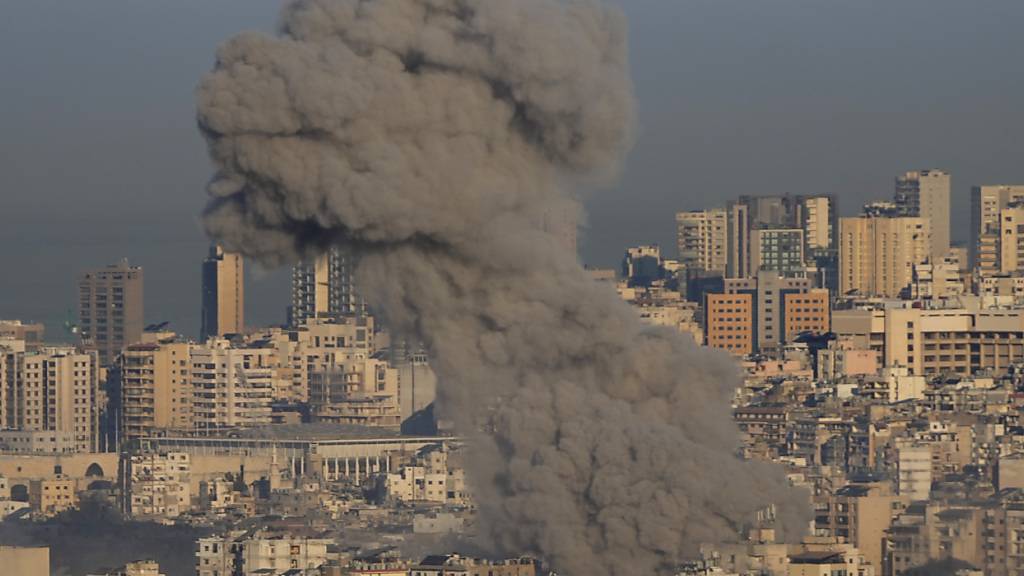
[2, 1, 1024, 576]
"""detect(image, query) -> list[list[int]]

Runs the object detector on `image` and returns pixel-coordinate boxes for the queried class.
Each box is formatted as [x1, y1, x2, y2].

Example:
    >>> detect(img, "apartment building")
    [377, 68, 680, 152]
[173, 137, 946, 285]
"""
[676, 208, 728, 275]
[120, 340, 192, 442]
[78, 259, 143, 365]
[708, 271, 829, 353]
[895, 169, 951, 261]
[191, 340, 274, 431]
[839, 211, 930, 298]
[196, 531, 331, 576]
[833, 306, 1024, 377]
[127, 452, 191, 522]
[0, 346, 99, 452]
[970, 185, 1024, 274]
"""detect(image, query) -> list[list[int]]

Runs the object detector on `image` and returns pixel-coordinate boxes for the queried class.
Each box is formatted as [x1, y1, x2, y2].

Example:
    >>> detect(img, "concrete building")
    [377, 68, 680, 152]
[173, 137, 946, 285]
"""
[308, 355, 400, 428]
[752, 228, 805, 277]
[812, 483, 906, 571]
[676, 208, 728, 275]
[705, 293, 755, 355]
[29, 477, 77, 516]
[127, 452, 191, 522]
[120, 339, 192, 443]
[895, 169, 951, 261]
[896, 442, 932, 501]
[196, 530, 331, 576]
[832, 306, 1024, 377]
[0, 546, 49, 576]
[200, 246, 244, 341]
[290, 246, 363, 327]
[78, 259, 144, 365]
[89, 561, 166, 576]
[726, 195, 836, 279]
[839, 212, 930, 298]
[709, 271, 829, 353]
[256, 316, 377, 403]
[970, 184, 1024, 273]
[191, 339, 275, 431]
[909, 257, 966, 300]
[0, 346, 100, 452]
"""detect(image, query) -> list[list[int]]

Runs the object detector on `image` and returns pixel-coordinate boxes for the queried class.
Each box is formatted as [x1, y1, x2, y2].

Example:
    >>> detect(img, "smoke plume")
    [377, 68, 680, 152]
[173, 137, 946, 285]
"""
[197, 0, 809, 573]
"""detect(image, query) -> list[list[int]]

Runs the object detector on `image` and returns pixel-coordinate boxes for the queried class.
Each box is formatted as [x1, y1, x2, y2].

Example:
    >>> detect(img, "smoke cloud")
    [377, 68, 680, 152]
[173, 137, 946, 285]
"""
[197, 0, 809, 573]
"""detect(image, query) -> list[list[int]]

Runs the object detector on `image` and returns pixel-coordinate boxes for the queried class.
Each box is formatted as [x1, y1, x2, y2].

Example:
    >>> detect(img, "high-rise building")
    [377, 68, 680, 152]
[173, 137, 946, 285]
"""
[725, 195, 836, 279]
[289, 246, 363, 327]
[78, 260, 144, 365]
[675, 209, 728, 275]
[895, 169, 951, 261]
[200, 246, 244, 340]
[717, 270, 829, 352]
[839, 210, 930, 298]
[0, 346, 100, 453]
[119, 339, 192, 443]
[970, 185, 1024, 276]
[751, 228, 805, 277]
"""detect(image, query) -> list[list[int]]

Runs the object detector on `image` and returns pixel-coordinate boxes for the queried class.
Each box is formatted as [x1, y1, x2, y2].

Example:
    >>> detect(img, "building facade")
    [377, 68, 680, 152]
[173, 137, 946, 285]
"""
[839, 213, 930, 298]
[200, 246, 244, 341]
[78, 260, 144, 366]
[895, 169, 951, 261]
[676, 208, 728, 276]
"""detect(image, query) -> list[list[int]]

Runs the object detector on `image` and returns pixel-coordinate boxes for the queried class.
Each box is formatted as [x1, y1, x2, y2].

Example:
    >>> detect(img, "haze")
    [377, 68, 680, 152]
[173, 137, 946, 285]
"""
[2, 0, 1022, 339]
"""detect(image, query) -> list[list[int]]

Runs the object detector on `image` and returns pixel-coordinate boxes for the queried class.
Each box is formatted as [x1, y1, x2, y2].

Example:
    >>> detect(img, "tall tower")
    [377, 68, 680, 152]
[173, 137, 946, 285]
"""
[201, 246, 244, 340]
[289, 246, 364, 328]
[78, 259, 144, 366]
[895, 169, 951, 262]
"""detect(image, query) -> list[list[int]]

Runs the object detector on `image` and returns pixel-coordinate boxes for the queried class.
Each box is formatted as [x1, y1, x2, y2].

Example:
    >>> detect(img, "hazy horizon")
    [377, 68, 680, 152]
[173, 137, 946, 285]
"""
[2, 0, 1022, 340]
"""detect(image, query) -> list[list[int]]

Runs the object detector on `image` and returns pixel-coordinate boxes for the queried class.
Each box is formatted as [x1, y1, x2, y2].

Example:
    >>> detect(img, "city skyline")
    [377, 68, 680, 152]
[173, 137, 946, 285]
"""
[3, 0, 1024, 339]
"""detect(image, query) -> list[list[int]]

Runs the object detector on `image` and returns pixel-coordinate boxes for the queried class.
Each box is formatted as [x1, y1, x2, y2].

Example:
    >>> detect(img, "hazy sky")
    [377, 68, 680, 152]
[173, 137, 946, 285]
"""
[2, 0, 1022, 339]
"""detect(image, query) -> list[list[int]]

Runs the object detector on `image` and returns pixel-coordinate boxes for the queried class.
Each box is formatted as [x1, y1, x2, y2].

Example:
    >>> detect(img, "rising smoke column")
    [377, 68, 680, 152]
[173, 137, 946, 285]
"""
[197, 0, 810, 573]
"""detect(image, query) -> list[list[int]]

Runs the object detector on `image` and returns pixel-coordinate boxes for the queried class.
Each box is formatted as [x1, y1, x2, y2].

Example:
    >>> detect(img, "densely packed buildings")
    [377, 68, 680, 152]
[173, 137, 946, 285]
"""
[7, 169, 1024, 575]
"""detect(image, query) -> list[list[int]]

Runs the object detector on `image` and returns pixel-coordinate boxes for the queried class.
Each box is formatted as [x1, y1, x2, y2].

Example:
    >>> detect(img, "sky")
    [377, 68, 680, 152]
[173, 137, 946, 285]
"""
[1, 0, 1022, 340]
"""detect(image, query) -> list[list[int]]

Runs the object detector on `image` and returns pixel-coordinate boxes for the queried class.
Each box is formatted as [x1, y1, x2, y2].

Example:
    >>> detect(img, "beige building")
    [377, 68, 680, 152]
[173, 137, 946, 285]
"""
[29, 477, 77, 516]
[813, 483, 906, 571]
[676, 208, 728, 275]
[120, 340, 192, 443]
[839, 213, 930, 298]
[127, 452, 191, 522]
[197, 531, 331, 576]
[309, 356, 400, 428]
[78, 259, 144, 365]
[970, 184, 1024, 274]
[0, 346, 100, 452]
[0, 546, 49, 576]
[201, 246, 244, 340]
[833, 306, 1024, 377]
[191, 339, 275, 431]
[895, 169, 951, 261]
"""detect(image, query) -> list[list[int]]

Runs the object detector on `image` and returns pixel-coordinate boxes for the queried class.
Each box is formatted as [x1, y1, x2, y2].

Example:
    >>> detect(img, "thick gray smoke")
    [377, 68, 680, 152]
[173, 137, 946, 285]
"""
[197, 0, 810, 573]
